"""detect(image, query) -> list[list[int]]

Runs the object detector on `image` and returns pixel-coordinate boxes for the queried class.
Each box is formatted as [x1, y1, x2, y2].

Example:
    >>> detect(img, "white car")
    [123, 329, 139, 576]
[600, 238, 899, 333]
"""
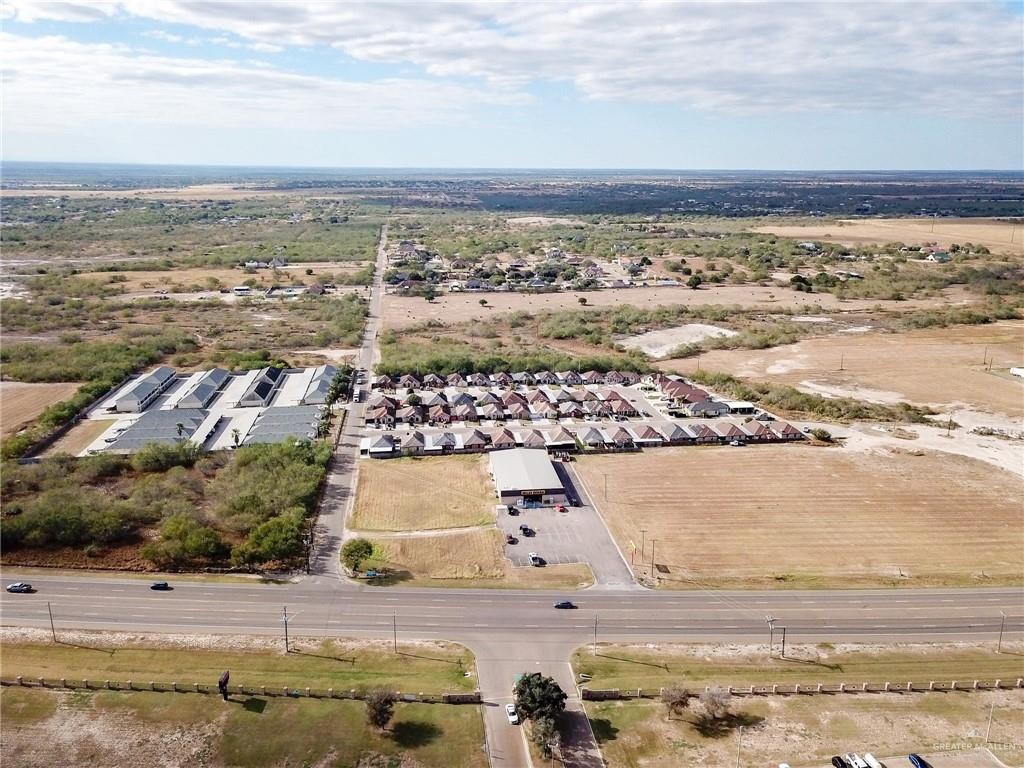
[844, 755, 868, 768]
[505, 703, 519, 724]
[863, 756, 883, 768]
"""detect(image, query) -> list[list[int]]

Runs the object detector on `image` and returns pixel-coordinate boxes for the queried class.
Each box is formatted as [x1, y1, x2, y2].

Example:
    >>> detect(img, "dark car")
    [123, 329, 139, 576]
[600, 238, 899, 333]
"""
[5, 582, 33, 594]
[908, 756, 931, 768]
[553, 601, 576, 609]
[505, 534, 518, 545]
[507, 505, 519, 516]
[150, 581, 171, 591]
[518, 525, 534, 536]
[831, 758, 851, 768]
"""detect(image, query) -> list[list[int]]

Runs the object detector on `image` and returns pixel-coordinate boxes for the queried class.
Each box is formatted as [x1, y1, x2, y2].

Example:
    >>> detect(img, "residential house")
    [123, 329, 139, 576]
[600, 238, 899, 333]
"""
[581, 370, 604, 385]
[527, 389, 552, 405]
[687, 424, 718, 443]
[492, 371, 514, 387]
[629, 425, 663, 446]
[740, 421, 774, 442]
[478, 402, 504, 420]
[462, 429, 489, 451]
[453, 404, 478, 422]
[686, 399, 730, 418]
[557, 371, 582, 386]
[426, 431, 458, 453]
[467, 372, 490, 387]
[476, 391, 501, 406]
[534, 371, 559, 385]
[578, 427, 607, 448]
[545, 427, 577, 449]
[446, 373, 468, 388]
[659, 423, 691, 444]
[398, 374, 421, 390]
[422, 373, 446, 389]
[511, 371, 535, 386]
[428, 405, 452, 425]
[607, 427, 634, 448]
[396, 405, 424, 424]
[490, 428, 518, 449]
[519, 429, 547, 448]
[604, 371, 626, 385]
[367, 434, 396, 456]
[366, 406, 395, 428]
[768, 421, 803, 441]
[372, 375, 395, 390]
[559, 402, 585, 419]
[399, 431, 426, 455]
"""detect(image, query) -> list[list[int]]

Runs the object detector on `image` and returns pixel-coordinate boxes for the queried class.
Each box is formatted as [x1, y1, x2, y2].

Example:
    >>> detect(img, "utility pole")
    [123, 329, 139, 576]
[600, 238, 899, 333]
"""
[997, 611, 1006, 654]
[47, 602, 56, 643]
[839, 353, 844, 371]
[735, 724, 745, 768]
[282, 606, 290, 653]
[986, 700, 996, 742]
[393, 612, 398, 653]
[603, 473, 608, 502]
[650, 539, 657, 581]
[766, 616, 776, 657]
[780, 626, 787, 658]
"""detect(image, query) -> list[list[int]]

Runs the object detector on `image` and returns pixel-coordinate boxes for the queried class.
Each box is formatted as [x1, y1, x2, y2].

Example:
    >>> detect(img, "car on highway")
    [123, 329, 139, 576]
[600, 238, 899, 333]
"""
[505, 703, 519, 724]
[5, 582, 33, 594]
[553, 600, 576, 609]
[150, 581, 171, 591]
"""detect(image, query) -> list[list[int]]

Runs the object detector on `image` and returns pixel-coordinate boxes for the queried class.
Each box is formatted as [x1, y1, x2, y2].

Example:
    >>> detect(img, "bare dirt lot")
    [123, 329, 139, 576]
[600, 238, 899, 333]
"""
[382, 286, 961, 330]
[619, 323, 738, 358]
[752, 217, 1024, 255]
[663, 321, 1024, 419]
[0, 381, 81, 436]
[41, 418, 116, 457]
[575, 445, 1024, 588]
[351, 456, 495, 531]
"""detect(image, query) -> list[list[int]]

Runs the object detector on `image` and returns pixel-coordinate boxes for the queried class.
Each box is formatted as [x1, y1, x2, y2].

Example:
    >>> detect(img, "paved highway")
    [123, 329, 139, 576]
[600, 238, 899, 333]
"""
[2, 573, 1021, 767]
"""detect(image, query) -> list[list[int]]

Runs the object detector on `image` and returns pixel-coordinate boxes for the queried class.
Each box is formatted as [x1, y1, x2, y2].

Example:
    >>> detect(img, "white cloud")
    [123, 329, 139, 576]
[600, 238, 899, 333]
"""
[4, 1, 1021, 116]
[0, 32, 526, 136]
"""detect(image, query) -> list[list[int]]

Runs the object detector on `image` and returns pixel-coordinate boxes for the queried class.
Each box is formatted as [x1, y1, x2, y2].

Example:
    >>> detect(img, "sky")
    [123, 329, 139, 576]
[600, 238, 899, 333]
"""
[2, 0, 1022, 170]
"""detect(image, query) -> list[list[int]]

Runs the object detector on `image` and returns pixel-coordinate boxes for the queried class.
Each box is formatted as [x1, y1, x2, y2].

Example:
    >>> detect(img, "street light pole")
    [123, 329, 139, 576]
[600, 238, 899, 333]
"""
[593, 615, 599, 656]
[282, 606, 290, 653]
[640, 529, 647, 563]
[393, 612, 398, 653]
[735, 724, 745, 768]
[780, 626, 787, 658]
[997, 611, 1006, 654]
[650, 539, 656, 581]
[47, 602, 56, 642]
[766, 616, 776, 657]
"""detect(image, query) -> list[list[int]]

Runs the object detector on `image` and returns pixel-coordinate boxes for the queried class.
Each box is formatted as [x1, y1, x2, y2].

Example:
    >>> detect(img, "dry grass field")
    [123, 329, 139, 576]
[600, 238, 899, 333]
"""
[576, 445, 1024, 588]
[382, 286, 955, 331]
[0, 381, 81, 437]
[664, 320, 1024, 418]
[368, 529, 593, 589]
[351, 456, 495, 531]
[752, 217, 1024, 255]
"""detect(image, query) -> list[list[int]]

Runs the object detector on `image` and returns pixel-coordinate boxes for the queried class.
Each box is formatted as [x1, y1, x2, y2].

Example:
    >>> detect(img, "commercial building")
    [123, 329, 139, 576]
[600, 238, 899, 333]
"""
[488, 448, 566, 507]
[114, 366, 175, 413]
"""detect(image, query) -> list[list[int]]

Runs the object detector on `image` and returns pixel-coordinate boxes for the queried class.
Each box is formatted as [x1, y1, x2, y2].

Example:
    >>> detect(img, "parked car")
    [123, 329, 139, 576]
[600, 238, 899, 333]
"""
[844, 755, 868, 768]
[150, 581, 171, 591]
[519, 525, 534, 536]
[831, 758, 851, 768]
[507, 505, 519, 516]
[555, 504, 567, 513]
[553, 600, 576, 609]
[528, 552, 545, 566]
[908, 756, 931, 768]
[729, 440, 745, 447]
[5, 582, 32, 594]
[862, 755, 884, 768]
[505, 703, 519, 724]
[505, 534, 518, 545]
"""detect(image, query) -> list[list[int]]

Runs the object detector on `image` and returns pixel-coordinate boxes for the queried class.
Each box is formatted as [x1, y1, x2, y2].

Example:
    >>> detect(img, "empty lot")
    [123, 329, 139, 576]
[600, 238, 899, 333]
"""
[664, 321, 1024, 419]
[752, 217, 1023, 255]
[0, 381, 81, 437]
[382, 286, 952, 331]
[351, 456, 494, 531]
[368, 528, 593, 589]
[576, 445, 1024, 588]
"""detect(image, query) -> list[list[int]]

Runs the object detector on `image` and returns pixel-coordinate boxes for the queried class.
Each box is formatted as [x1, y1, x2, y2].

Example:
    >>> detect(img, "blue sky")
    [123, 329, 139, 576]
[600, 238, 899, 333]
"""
[2, 1, 1022, 170]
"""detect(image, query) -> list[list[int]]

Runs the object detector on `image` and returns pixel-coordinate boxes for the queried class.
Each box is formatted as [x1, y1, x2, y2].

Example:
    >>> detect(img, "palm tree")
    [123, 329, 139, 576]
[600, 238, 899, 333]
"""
[231, 428, 241, 448]
[175, 422, 185, 439]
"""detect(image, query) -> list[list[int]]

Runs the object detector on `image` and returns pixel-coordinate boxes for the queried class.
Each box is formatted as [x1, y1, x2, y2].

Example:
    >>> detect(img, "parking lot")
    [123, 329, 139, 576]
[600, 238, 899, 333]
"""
[495, 462, 639, 590]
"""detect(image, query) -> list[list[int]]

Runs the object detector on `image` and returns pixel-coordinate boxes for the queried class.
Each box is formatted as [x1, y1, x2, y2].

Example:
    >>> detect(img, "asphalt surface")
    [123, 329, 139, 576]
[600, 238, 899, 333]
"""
[2, 574, 1022, 766]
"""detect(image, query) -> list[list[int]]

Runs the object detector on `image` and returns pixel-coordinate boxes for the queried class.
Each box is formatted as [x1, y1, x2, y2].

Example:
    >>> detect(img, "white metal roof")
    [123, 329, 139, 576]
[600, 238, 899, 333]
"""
[489, 448, 564, 494]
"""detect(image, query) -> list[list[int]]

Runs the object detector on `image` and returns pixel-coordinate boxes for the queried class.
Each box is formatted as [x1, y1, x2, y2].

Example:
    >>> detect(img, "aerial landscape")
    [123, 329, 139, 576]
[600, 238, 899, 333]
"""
[0, 2, 1022, 768]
